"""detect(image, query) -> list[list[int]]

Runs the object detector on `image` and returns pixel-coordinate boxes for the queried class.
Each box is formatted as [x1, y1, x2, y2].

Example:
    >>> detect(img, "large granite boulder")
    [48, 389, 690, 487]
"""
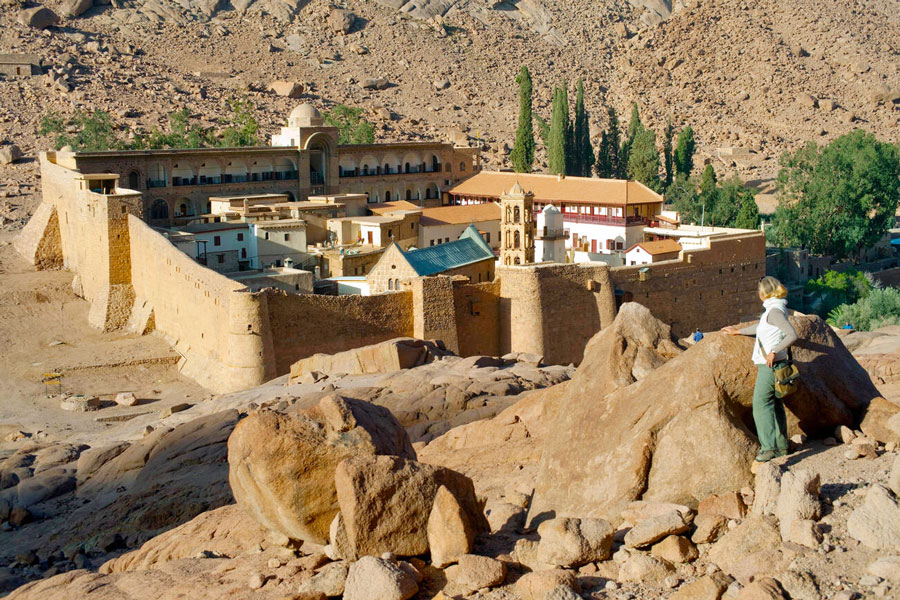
[227, 395, 415, 545]
[529, 309, 886, 524]
[334, 454, 487, 557]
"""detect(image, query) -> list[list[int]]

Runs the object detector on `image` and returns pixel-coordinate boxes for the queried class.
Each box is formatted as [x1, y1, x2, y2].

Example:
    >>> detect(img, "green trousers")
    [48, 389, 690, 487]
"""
[753, 365, 789, 453]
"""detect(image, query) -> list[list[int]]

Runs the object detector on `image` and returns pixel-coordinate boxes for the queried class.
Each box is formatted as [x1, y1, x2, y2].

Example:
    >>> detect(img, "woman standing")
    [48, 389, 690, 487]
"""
[722, 276, 798, 462]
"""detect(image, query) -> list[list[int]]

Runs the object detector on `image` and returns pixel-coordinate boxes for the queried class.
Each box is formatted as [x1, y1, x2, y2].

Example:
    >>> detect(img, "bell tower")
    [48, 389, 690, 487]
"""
[500, 181, 535, 266]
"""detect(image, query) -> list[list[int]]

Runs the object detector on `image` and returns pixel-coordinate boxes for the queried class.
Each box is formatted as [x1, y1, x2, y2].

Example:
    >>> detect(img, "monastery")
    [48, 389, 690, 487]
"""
[15, 103, 768, 394]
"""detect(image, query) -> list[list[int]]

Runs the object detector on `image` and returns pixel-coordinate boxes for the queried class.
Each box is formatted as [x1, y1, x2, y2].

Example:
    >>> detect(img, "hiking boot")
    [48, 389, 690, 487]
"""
[755, 450, 777, 462]
[776, 449, 789, 457]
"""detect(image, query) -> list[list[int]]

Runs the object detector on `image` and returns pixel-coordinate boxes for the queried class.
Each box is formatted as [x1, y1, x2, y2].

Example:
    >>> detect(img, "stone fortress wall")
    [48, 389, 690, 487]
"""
[20, 153, 766, 394]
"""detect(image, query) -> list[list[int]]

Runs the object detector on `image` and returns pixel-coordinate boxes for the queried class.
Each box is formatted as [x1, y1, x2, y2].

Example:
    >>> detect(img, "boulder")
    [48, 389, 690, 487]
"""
[113, 392, 137, 407]
[327, 512, 354, 560]
[867, 556, 900, 582]
[17, 7, 59, 28]
[296, 561, 348, 597]
[334, 455, 487, 557]
[618, 553, 674, 584]
[427, 485, 475, 567]
[698, 492, 747, 520]
[691, 512, 728, 544]
[669, 572, 733, 600]
[786, 519, 821, 548]
[449, 554, 506, 592]
[328, 8, 355, 33]
[774, 470, 820, 540]
[707, 515, 783, 582]
[268, 81, 304, 99]
[0, 145, 23, 165]
[846, 483, 900, 551]
[228, 396, 414, 545]
[736, 578, 788, 600]
[60, 0, 92, 18]
[343, 556, 418, 600]
[624, 510, 689, 548]
[530, 312, 875, 524]
[536, 517, 614, 567]
[751, 462, 782, 516]
[650, 535, 698, 563]
[362, 77, 390, 90]
[514, 569, 579, 600]
[890, 454, 900, 496]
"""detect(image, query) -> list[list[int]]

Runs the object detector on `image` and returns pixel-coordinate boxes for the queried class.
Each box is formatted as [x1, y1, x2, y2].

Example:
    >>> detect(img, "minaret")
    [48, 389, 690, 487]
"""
[500, 181, 535, 266]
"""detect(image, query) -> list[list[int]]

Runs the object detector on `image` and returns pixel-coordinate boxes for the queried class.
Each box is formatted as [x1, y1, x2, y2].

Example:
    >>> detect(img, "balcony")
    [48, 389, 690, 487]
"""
[556, 213, 648, 226]
[535, 228, 569, 240]
[147, 179, 167, 188]
[339, 164, 442, 178]
[170, 171, 298, 187]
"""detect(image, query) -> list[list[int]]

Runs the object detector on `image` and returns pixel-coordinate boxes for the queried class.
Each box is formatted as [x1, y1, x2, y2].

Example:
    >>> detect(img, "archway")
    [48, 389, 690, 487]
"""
[304, 133, 334, 189]
[149, 199, 169, 221]
[128, 170, 140, 190]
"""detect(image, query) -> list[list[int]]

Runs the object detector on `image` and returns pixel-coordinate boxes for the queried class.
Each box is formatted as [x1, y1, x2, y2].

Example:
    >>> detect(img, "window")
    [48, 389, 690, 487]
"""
[485, 232, 491, 243]
[445, 237, 449, 243]
[514, 206, 520, 223]
[217, 254, 224, 264]
[265, 232, 269, 240]
[410, 223, 415, 230]
[237, 233, 244, 241]
[241, 248, 247, 259]
[213, 236, 221, 246]
[284, 233, 291, 242]
[430, 240, 435, 246]
[459, 162, 466, 172]
[388, 279, 394, 290]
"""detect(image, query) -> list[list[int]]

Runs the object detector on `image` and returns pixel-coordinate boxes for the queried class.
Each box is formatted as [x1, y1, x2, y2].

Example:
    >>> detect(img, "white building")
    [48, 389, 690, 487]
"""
[624, 239, 683, 265]
[447, 172, 664, 261]
[535, 204, 567, 263]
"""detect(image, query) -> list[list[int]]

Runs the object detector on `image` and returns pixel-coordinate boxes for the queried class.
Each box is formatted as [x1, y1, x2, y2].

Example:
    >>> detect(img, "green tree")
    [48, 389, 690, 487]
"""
[673, 125, 695, 178]
[535, 114, 550, 148]
[828, 287, 900, 331]
[626, 126, 661, 191]
[768, 130, 900, 261]
[40, 109, 119, 151]
[710, 175, 746, 227]
[697, 164, 718, 225]
[510, 66, 535, 173]
[595, 106, 621, 178]
[323, 104, 374, 145]
[734, 187, 761, 230]
[668, 172, 700, 223]
[662, 118, 674, 189]
[547, 86, 569, 175]
[572, 78, 594, 177]
[220, 97, 260, 147]
[805, 269, 873, 318]
[619, 102, 642, 177]
[559, 82, 575, 175]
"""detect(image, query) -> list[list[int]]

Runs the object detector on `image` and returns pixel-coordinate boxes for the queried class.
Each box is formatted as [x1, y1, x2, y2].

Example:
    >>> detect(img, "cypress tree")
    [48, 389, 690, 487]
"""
[662, 118, 674, 189]
[560, 82, 574, 175]
[674, 125, 696, 178]
[620, 102, 642, 179]
[510, 66, 535, 173]
[734, 189, 761, 229]
[698, 164, 718, 224]
[595, 106, 620, 178]
[573, 79, 594, 177]
[547, 87, 568, 175]
[627, 126, 661, 191]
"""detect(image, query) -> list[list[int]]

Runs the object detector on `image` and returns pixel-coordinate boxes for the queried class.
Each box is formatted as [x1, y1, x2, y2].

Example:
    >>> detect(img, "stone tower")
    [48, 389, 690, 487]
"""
[500, 181, 535, 265]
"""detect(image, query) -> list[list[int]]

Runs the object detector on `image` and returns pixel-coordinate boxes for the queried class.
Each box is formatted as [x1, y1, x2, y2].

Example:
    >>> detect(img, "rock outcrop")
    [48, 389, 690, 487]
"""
[227, 395, 415, 545]
[529, 310, 880, 524]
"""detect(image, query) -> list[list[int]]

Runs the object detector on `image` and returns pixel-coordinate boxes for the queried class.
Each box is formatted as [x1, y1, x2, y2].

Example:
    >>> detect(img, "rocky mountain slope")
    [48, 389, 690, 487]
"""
[1, 0, 899, 229]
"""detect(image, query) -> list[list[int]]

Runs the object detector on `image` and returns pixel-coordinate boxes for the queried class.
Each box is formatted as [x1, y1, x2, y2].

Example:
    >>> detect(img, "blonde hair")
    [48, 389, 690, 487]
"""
[758, 276, 788, 300]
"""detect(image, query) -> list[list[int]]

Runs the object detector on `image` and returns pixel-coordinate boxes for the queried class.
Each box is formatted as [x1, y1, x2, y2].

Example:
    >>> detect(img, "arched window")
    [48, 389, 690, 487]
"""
[405, 189, 412, 201]
[405, 162, 411, 173]
[506, 207, 511, 222]
[363, 164, 369, 176]
[432, 156, 440, 172]
[514, 206, 520, 223]
[178, 203, 188, 216]
[395, 278, 400, 289]
[459, 162, 466, 172]
[128, 170, 140, 189]
[149, 199, 169, 221]
[515, 257, 521, 265]
[514, 230, 520, 249]
[388, 279, 393, 290]
[385, 191, 391, 202]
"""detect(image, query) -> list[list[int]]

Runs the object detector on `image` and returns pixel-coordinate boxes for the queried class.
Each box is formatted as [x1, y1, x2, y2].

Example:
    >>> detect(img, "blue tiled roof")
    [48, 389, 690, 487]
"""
[403, 224, 495, 276]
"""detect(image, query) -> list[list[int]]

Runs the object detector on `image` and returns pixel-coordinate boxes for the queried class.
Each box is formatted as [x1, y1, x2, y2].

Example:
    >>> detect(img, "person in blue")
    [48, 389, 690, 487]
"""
[842, 322, 854, 330]
[692, 329, 704, 343]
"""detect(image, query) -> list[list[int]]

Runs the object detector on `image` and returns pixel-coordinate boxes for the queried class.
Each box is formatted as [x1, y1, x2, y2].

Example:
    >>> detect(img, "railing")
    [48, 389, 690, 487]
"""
[556, 213, 648, 226]
[339, 164, 442, 178]
[171, 171, 298, 187]
[536, 228, 568, 240]
[310, 172, 324, 185]
[147, 179, 167, 188]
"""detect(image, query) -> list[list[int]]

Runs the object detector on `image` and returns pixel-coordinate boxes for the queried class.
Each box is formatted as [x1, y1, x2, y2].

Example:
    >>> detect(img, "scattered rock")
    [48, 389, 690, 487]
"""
[449, 554, 506, 592]
[0, 145, 23, 165]
[514, 569, 579, 600]
[775, 469, 820, 540]
[362, 77, 390, 90]
[650, 535, 698, 563]
[890, 454, 900, 496]
[328, 9, 355, 34]
[669, 572, 733, 600]
[536, 516, 614, 567]
[427, 485, 476, 567]
[618, 553, 674, 584]
[9, 505, 30, 526]
[796, 93, 818, 109]
[17, 6, 59, 29]
[268, 81, 304, 99]
[60, 395, 100, 412]
[433, 80, 450, 91]
[847, 483, 900, 551]
[114, 392, 138, 407]
[751, 462, 782, 516]
[787, 519, 822, 548]
[296, 561, 349, 597]
[343, 556, 418, 600]
[736, 577, 788, 600]
[692, 512, 729, 544]
[867, 556, 900, 582]
[160, 403, 191, 417]
[625, 510, 689, 548]
[60, 0, 92, 18]
[699, 491, 747, 520]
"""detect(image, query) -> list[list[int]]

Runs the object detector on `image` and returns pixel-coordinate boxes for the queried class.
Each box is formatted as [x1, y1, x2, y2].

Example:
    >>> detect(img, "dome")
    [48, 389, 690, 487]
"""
[288, 103, 323, 128]
[542, 203, 560, 214]
[507, 180, 526, 196]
